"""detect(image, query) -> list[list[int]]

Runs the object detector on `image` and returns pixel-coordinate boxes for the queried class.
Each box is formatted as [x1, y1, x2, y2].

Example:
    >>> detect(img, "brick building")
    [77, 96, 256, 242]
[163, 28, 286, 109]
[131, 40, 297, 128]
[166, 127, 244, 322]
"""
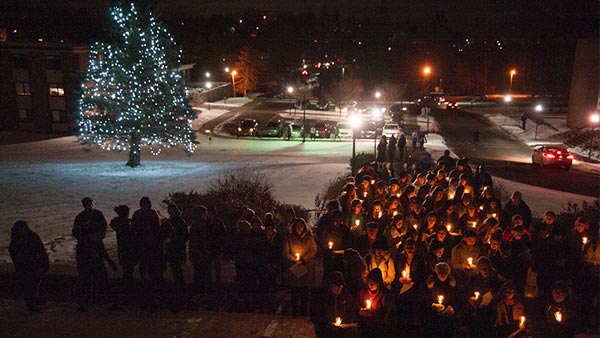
[0, 42, 88, 133]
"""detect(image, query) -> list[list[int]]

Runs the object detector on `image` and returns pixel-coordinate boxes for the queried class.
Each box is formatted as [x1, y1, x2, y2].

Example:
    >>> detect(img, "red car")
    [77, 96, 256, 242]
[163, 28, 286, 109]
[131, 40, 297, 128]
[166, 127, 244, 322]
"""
[531, 145, 574, 170]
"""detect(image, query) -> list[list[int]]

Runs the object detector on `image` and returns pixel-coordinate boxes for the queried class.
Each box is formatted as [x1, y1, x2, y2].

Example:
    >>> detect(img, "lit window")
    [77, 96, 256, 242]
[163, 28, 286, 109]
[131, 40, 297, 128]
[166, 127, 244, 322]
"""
[49, 83, 64, 96]
[15, 82, 31, 96]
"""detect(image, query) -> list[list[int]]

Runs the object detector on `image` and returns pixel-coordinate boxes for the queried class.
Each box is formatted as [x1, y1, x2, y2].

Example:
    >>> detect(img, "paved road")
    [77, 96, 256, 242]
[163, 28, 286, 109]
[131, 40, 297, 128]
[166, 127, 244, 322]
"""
[431, 109, 600, 198]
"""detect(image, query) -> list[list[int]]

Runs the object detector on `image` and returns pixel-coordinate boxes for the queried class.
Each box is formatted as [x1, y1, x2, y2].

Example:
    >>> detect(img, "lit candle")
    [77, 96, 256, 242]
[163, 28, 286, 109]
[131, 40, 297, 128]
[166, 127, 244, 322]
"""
[446, 224, 452, 232]
[402, 270, 407, 279]
[467, 257, 473, 266]
[335, 316, 342, 326]
[413, 224, 418, 230]
[519, 316, 526, 329]
[582, 237, 588, 245]
[295, 252, 300, 261]
[554, 311, 562, 323]
[479, 205, 484, 211]
[393, 211, 398, 217]
[471, 221, 477, 228]
[365, 299, 372, 309]
[355, 220, 360, 227]
[363, 191, 368, 198]
[371, 180, 375, 185]
[492, 213, 497, 218]
[449, 193, 455, 200]
[377, 211, 383, 219]
[437, 295, 444, 305]
[396, 193, 401, 198]
[328, 241, 333, 250]
[474, 291, 480, 300]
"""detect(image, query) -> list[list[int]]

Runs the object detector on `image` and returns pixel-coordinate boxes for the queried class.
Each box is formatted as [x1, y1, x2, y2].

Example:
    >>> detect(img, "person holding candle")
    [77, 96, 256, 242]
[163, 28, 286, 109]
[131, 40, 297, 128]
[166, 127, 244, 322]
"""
[505, 225, 532, 297]
[310, 271, 360, 338]
[356, 176, 374, 207]
[339, 183, 357, 217]
[544, 280, 579, 338]
[372, 181, 388, 205]
[394, 238, 427, 338]
[500, 191, 532, 232]
[567, 216, 591, 254]
[283, 217, 317, 316]
[458, 202, 480, 235]
[450, 229, 481, 285]
[386, 178, 402, 200]
[366, 200, 386, 233]
[427, 225, 458, 260]
[532, 225, 574, 297]
[422, 185, 447, 216]
[358, 268, 397, 338]
[467, 256, 507, 338]
[346, 199, 366, 239]
[424, 262, 456, 338]
[320, 210, 353, 283]
[399, 185, 417, 213]
[426, 239, 449, 274]
[495, 280, 525, 338]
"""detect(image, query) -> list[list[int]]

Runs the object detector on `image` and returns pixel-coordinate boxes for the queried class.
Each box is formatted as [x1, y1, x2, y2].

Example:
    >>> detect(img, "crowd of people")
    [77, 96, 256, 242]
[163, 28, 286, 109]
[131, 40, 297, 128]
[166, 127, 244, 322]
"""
[7, 147, 600, 338]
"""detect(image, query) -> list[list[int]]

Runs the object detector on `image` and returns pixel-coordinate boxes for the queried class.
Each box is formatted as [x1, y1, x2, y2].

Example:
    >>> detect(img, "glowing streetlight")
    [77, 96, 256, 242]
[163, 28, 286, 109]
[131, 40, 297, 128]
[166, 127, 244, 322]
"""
[423, 66, 432, 76]
[509, 69, 517, 95]
[205, 72, 211, 79]
[375, 91, 382, 99]
[231, 70, 237, 97]
[591, 112, 600, 124]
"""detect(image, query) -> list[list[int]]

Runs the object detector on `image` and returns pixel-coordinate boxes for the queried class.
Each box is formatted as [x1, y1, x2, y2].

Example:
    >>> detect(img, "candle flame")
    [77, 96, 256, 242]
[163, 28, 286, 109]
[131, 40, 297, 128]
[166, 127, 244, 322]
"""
[446, 224, 452, 232]
[335, 316, 342, 326]
[328, 241, 333, 249]
[474, 291, 480, 300]
[355, 219, 360, 226]
[366, 299, 372, 309]
[295, 252, 300, 261]
[582, 237, 588, 245]
[413, 224, 418, 230]
[467, 257, 473, 266]
[437, 295, 444, 304]
[554, 311, 562, 322]
[519, 316, 526, 328]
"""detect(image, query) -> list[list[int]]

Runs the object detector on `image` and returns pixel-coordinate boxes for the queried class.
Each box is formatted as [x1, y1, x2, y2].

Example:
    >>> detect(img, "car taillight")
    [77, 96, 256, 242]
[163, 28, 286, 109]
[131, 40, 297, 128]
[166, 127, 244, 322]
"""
[556, 150, 562, 155]
[544, 153, 555, 159]
[567, 154, 574, 160]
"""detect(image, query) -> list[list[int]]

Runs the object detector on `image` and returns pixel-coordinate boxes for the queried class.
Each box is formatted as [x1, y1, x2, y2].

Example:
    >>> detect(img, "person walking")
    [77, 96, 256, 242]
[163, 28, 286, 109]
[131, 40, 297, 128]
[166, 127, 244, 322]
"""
[397, 134, 407, 164]
[162, 203, 189, 310]
[9, 220, 49, 312]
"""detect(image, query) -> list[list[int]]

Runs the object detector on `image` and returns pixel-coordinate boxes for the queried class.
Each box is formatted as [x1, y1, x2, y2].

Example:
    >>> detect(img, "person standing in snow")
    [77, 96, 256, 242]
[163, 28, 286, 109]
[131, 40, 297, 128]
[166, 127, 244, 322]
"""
[9, 220, 49, 312]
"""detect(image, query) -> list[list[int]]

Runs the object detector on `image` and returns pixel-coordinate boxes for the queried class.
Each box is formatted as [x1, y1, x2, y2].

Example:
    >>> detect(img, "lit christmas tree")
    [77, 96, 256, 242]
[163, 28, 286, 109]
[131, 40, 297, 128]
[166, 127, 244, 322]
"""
[77, 1, 197, 167]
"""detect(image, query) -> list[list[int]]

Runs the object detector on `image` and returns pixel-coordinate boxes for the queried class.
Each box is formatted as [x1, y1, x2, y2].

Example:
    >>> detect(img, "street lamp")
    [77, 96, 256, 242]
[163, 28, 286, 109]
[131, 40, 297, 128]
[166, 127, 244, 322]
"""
[509, 69, 517, 95]
[372, 108, 383, 155]
[230, 70, 237, 98]
[287, 86, 295, 115]
[349, 114, 361, 176]
[205, 82, 212, 110]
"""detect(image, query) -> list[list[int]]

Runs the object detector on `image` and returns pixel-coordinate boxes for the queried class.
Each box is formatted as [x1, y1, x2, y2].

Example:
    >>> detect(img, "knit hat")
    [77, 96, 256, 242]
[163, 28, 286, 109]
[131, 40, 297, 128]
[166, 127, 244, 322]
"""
[435, 262, 451, 275]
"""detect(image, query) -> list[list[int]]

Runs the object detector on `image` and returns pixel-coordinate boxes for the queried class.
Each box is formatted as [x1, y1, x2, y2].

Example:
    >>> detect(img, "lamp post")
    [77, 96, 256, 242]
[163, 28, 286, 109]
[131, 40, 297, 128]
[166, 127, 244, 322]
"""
[509, 69, 517, 95]
[590, 112, 600, 160]
[373, 92, 383, 155]
[206, 82, 212, 110]
[302, 82, 306, 143]
[231, 70, 237, 98]
[287, 86, 295, 115]
[349, 115, 361, 176]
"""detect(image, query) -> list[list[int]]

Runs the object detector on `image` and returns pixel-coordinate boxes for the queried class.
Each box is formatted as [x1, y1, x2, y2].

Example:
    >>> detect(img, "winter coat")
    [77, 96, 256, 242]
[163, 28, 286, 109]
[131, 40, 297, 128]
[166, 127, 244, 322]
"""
[365, 251, 395, 290]
[130, 208, 164, 265]
[283, 229, 317, 287]
[377, 140, 387, 162]
[357, 285, 397, 338]
[310, 287, 359, 338]
[9, 229, 49, 276]
[109, 216, 138, 267]
[162, 216, 189, 265]
[72, 209, 108, 266]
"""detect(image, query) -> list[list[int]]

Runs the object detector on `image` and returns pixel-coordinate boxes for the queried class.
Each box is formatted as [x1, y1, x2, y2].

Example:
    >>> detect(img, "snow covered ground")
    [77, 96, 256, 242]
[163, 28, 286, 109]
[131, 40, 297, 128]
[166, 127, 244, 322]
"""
[0, 99, 598, 268]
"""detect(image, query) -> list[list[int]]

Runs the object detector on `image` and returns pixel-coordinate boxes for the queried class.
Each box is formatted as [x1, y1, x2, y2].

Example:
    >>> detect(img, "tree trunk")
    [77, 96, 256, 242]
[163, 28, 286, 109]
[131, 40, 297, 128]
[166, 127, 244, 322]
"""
[127, 134, 141, 167]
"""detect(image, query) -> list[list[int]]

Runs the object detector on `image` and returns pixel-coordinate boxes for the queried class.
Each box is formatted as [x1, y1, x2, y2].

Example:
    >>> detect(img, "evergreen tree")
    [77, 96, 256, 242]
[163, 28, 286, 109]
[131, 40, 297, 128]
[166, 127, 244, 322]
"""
[77, 1, 197, 167]
[233, 46, 258, 97]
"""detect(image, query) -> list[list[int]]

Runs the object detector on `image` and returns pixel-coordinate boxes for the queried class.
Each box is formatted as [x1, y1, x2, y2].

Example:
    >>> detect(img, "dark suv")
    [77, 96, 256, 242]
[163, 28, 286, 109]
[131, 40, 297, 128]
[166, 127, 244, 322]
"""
[263, 120, 284, 137]
[532, 145, 574, 170]
[238, 118, 258, 136]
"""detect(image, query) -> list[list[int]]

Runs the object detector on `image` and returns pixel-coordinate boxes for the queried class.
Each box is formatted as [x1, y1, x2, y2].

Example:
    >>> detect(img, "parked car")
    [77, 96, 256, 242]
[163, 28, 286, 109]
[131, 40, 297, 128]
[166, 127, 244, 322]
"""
[531, 145, 574, 170]
[263, 120, 284, 137]
[360, 121, 377, 139]
[446, 101, 459, 110]
[238, 118, 258, 136]
[314, 121, 331, 138]
[336, 122, 353, 138]
[290, 123, 304, 139]
[382, 123, 400, 139]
